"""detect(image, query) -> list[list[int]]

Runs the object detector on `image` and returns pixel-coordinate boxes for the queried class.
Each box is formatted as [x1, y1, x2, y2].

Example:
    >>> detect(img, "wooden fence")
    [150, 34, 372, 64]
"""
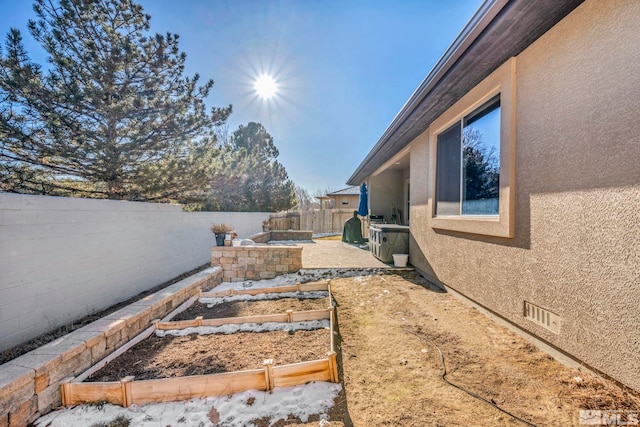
[269, 210, 369, 236]
[267, 212, 300, 231]
[61, 283, 338, 407]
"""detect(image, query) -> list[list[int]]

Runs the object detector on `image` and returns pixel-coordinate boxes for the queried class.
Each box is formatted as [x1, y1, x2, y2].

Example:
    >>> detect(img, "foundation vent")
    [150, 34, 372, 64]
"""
[524, 301, 561, 334]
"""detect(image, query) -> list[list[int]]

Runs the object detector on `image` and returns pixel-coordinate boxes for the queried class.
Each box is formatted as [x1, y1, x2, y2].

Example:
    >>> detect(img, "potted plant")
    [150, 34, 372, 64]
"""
[211, 223, 232, 246]
[225, 229, 238, 246]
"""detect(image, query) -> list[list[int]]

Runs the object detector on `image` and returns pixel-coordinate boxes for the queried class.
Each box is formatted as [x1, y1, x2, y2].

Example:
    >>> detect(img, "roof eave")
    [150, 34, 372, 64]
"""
[347, 0, 584, 186]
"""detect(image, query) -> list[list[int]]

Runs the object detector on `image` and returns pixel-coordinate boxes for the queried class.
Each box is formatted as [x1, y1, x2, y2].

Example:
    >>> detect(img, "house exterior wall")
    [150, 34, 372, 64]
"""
[331, 195, 359, 210]
[370, 170, 404, 222]
[409, 0, 640, 391]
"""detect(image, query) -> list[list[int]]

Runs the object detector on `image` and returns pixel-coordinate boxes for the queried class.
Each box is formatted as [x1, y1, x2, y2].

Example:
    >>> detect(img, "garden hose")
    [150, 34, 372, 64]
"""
[403, 328, 539, 427]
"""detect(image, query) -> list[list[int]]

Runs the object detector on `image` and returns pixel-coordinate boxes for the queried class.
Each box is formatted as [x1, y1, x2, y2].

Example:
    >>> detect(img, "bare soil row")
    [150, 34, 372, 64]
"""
[86, 295, 332, 382]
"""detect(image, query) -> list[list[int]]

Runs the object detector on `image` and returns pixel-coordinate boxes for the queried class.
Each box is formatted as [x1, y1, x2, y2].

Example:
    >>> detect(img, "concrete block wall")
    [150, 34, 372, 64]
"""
[0, 193, 269, 353]
[248, 232, 271, 243]
[0, 267, 222, 426]
[269, 230, 313, 241]
[211, 246, 303, 282]
[247, 230, 313, 243]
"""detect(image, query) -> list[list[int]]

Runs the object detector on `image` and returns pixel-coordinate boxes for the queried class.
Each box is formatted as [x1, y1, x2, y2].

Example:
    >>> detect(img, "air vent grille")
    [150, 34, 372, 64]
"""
[524, 301, 561, 334]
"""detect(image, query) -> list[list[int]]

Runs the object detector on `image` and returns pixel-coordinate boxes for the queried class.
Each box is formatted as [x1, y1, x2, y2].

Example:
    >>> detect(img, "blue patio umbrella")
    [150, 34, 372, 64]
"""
[357, 183, 368, 217]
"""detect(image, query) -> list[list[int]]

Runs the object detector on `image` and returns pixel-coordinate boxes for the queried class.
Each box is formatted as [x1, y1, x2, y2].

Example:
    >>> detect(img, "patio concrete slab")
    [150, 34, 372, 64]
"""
[300, 240, 390, 269]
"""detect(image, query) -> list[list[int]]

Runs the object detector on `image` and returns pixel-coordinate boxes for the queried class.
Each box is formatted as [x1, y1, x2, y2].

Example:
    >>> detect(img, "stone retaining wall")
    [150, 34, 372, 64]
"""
[247, 230, 313, 243]
[211, 246, 303, 282]
[0, 267, 222, 426]
[269, 230, 313, 241]
[248, 232, 271, 243]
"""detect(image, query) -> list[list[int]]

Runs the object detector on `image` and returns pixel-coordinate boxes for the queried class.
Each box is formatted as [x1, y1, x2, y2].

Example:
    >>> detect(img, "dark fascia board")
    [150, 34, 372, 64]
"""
[347, 0, 584, 186]
[328, 186, 360, 196]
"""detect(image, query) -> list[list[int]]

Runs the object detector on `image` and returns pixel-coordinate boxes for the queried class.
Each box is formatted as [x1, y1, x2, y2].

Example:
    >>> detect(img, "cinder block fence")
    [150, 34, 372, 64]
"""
[0, 193, 269, 353]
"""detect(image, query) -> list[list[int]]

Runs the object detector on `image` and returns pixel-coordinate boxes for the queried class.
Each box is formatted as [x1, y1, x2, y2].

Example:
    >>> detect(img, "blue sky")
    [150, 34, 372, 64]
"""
[0, 0, 483, 194]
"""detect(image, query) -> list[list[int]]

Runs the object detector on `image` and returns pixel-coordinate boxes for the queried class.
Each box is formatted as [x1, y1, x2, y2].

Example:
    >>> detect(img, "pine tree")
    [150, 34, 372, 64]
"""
[0, 0, 231, 201]
[203, 122, 295, 212]
[462, 127, 500, 202]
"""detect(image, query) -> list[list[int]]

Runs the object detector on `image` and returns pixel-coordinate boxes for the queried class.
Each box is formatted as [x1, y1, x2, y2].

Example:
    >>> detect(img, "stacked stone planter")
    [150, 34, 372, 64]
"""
[211, 245, 303, 282]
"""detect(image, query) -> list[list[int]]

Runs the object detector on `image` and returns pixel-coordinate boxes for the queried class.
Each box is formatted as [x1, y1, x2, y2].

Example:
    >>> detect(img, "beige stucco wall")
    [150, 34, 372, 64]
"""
[370, 170, 405, 222]
[409, 0, 640, 391]
[332, 195, 359, 210]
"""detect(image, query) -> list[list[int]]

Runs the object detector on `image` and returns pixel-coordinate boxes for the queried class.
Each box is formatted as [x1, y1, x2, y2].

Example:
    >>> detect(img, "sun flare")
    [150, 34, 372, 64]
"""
[254, 74, 278, 99]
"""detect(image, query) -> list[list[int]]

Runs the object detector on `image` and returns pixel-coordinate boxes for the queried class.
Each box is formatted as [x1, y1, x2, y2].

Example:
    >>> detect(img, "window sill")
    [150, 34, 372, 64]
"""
[431, 214, 512, 238]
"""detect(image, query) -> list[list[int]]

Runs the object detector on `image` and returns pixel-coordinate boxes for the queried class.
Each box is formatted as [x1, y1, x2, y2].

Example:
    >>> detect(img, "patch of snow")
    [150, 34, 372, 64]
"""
[200, 291, 329, 307]
[35, 270, 364, 427]
[213, 268, 385, 293]
[156, 319, 330, 337]
[35, 381, 342, 427]
[341, 241, 370, 251]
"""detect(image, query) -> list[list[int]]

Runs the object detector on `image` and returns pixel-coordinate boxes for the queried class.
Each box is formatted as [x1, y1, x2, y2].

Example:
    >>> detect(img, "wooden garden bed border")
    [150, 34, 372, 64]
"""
[61, 282, 338, 407]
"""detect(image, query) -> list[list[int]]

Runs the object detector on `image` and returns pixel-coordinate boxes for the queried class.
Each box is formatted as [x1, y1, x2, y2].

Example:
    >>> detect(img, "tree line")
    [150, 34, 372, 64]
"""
[0, 0, 295, 212]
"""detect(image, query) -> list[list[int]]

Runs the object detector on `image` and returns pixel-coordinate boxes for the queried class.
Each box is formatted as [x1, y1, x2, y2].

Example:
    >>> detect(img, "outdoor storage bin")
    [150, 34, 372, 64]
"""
[369, 224, 409, 263]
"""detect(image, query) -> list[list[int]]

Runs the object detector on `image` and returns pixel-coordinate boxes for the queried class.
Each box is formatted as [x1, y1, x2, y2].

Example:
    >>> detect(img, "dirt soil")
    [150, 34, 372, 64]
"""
[88, 328, 330, 382]
[88, 296, 331, 382]
[173, 297, 330, 321]
[330, 271, 640, 427]
[72, 270, 639, 426]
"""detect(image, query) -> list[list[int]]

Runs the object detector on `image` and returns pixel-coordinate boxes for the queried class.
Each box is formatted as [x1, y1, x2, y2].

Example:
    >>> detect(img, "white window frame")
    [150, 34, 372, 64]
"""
[428, 57, 516, 238]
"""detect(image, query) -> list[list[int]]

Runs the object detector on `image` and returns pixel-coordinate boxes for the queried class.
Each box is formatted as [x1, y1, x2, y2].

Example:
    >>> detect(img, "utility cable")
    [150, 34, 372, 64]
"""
[404, 328, 539, 427]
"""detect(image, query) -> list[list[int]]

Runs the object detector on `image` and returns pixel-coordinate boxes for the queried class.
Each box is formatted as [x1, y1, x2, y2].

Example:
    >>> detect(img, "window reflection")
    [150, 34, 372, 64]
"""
[435, 95, 500, 216]
[462, 97, 500, 215]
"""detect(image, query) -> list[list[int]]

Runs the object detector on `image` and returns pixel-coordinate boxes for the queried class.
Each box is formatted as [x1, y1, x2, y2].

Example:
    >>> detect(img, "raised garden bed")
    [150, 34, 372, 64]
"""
[172, 297, 330, 321]
[60, 282, 338, 408]
[85, 330, 331, 381]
